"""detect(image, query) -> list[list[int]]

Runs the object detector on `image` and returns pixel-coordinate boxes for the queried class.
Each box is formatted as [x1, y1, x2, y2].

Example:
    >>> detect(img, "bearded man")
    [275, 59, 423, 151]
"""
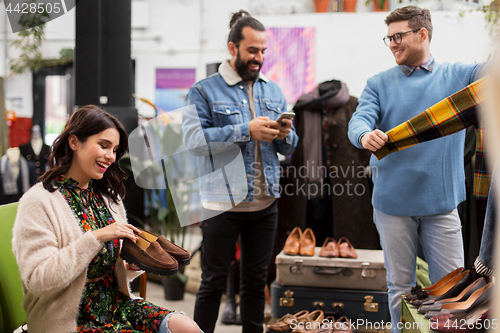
[183, 10, 298, 333]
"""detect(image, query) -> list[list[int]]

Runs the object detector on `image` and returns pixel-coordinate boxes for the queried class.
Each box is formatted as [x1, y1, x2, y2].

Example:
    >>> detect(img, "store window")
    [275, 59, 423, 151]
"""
[45, 75, 69, 145]
[32, 65, 74, 147]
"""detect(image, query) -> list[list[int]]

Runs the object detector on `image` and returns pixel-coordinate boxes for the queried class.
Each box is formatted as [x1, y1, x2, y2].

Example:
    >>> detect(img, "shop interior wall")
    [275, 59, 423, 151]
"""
[132, 0, 493, 117]
[0, 0, 493, 122]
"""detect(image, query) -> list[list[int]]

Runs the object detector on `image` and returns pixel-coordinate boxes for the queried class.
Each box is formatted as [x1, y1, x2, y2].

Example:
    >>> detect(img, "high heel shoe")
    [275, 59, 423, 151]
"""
[418, 277, 487, 313]
[429, 301, 493, 333]
[405, 267, 464, 301]
[424, 282, 493, 319]
[410, 271, 472, 306]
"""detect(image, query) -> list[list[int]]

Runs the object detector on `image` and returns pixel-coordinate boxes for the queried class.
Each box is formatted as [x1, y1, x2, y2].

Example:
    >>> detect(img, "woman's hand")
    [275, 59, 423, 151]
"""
[126, 262, 141, 271]
[92, 222, 142, 243]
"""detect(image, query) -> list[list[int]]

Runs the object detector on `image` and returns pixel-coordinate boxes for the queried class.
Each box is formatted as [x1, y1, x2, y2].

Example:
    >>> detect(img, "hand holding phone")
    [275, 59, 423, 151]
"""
[276, 112, 295, 125]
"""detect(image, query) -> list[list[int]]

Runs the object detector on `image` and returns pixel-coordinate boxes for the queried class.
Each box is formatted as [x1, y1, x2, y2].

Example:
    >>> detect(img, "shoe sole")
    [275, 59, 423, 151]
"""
[120, 251, 179, 276]
[176, 258, 190, 266]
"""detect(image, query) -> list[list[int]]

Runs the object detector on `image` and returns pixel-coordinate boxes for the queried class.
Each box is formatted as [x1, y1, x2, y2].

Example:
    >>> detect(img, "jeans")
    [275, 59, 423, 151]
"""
[475, 182, 496, 276]
[373, 208, 464, 333]
[194, 201, 278, 333]
[158, 312, 182, 333]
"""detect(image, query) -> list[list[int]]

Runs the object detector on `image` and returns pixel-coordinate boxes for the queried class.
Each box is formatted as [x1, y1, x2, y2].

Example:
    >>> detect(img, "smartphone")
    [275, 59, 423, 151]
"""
[276, 112, 295, 125]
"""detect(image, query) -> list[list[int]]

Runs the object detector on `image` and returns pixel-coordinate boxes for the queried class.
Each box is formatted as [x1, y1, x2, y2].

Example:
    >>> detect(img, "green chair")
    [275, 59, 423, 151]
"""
[0, 202, 26, 332]
[0, 201, 148, 333]
[0, 302, 4, 333]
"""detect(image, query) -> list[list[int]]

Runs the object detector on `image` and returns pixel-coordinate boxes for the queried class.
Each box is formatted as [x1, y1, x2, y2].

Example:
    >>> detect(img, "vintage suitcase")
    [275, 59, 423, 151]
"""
[271, 281, 390, 324]
[275, 248, 387, 291]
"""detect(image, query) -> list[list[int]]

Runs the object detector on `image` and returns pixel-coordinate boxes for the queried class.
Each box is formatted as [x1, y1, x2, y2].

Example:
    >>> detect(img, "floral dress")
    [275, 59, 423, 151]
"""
[54, 177, 172, 333]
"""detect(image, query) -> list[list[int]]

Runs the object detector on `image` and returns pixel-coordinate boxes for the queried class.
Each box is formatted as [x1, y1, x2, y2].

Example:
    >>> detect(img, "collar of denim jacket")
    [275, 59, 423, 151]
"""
[219, 60, 269, 86]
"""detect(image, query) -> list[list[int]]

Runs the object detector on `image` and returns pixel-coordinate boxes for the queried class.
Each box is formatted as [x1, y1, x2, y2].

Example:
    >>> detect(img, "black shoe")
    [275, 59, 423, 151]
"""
[221, 301, 241, 325]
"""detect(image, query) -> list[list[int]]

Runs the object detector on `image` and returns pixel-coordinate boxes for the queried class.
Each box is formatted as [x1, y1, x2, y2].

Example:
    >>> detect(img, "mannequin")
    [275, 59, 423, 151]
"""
[6, 147, 20, 181]
[30, 125, 43, 155]
[0, 147, 37, 204]
[19, 125, 50, 176]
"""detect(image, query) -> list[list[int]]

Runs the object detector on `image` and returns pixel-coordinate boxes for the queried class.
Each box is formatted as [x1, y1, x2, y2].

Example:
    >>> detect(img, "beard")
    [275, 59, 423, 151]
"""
[234, 51, 262, 82]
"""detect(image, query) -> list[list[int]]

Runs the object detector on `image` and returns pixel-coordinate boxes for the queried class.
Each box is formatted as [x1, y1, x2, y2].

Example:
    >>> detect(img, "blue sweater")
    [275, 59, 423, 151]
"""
[348, 61, 481, 216]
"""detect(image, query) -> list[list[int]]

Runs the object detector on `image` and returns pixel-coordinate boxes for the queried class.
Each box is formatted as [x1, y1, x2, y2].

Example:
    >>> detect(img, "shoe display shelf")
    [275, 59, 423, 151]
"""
[401, 296, 434, 333]
[401, 297, 486, 333]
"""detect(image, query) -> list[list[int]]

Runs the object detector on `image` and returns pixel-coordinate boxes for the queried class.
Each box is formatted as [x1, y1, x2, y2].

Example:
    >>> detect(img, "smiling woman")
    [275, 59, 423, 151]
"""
[40, 105, 129, 203]
[11, 105, 202, 333]
[65, 127, 120, 189]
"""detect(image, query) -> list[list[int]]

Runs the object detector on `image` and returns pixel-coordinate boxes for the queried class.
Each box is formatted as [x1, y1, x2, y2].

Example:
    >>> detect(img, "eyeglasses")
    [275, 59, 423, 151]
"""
[383, 29, 421, 46]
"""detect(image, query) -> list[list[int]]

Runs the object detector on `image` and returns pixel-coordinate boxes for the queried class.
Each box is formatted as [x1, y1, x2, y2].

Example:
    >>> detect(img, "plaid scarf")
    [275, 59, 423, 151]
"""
[373, 78, 490, 199]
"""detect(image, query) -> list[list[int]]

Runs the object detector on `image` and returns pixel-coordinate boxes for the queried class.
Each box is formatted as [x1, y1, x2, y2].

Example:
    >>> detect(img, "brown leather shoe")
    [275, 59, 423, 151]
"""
[121, 236, 179, 276]
[319, 237, 339, 258]
[292, 310, 325, 332]
[332, 316, 353, 333]
[267, 310, 309, 332]
[338, 237, 357, 259]
[137, 228, 190, 266]
[284, 227, 302, 256]
[299, 228, 316, 256]
[405, 267, 464, 301]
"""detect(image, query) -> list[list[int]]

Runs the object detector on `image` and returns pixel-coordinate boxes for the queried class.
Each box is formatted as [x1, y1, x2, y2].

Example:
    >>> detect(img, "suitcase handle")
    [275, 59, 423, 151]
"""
[313, 266, 353, 276]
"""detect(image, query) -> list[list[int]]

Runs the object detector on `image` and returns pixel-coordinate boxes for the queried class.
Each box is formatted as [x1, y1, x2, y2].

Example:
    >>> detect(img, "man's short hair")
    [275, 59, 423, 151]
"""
[385, 5, 433, 42]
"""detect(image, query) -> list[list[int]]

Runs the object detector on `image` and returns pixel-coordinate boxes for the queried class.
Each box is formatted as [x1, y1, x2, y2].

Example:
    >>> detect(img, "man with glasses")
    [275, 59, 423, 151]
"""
[348, 5, 483, 332]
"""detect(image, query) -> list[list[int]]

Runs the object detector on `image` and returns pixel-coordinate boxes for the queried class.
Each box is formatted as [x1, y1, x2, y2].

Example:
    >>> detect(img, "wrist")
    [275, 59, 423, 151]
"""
[91, 230, 104, 243]
[359, 131, 369, 147]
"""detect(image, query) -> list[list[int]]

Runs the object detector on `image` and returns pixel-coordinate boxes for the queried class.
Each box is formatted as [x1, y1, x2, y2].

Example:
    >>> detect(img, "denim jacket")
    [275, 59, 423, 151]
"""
[183, 61, 298, 205]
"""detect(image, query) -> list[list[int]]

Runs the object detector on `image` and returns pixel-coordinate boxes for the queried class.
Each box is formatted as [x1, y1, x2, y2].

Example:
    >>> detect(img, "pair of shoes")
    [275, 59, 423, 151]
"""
[410, 271, 473, 307]
[423, 282, 492, 319]
[291, 310, 325, 333]
[418, 277, 487, 314]
[319, 237, 357, 259]
[120, 228, 190, 276]
[317, 316, 354, 333]
[137, 228, 191, 265]
[267, 310, 309, 332]
[283, 227, 316, 256]
[405, 267, 464, 301]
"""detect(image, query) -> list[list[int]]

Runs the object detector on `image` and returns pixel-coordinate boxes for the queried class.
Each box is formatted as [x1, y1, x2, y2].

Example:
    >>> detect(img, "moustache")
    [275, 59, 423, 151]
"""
[247, 60, 262, 68]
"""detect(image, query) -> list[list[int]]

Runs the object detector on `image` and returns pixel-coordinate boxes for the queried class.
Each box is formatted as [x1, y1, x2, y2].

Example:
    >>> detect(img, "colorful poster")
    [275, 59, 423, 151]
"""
[261, 27, 316, 104]
[155, 68, 196, 112]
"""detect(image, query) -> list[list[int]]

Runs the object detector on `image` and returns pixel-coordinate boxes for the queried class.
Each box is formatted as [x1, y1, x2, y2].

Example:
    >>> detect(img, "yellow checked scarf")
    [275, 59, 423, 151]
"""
[373, 78, 490, 198]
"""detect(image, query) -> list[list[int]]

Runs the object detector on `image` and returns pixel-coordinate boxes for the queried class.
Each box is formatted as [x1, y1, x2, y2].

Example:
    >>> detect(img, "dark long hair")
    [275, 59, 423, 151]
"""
[227, 10, 265, 47]
[41, 105, 128, 203]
